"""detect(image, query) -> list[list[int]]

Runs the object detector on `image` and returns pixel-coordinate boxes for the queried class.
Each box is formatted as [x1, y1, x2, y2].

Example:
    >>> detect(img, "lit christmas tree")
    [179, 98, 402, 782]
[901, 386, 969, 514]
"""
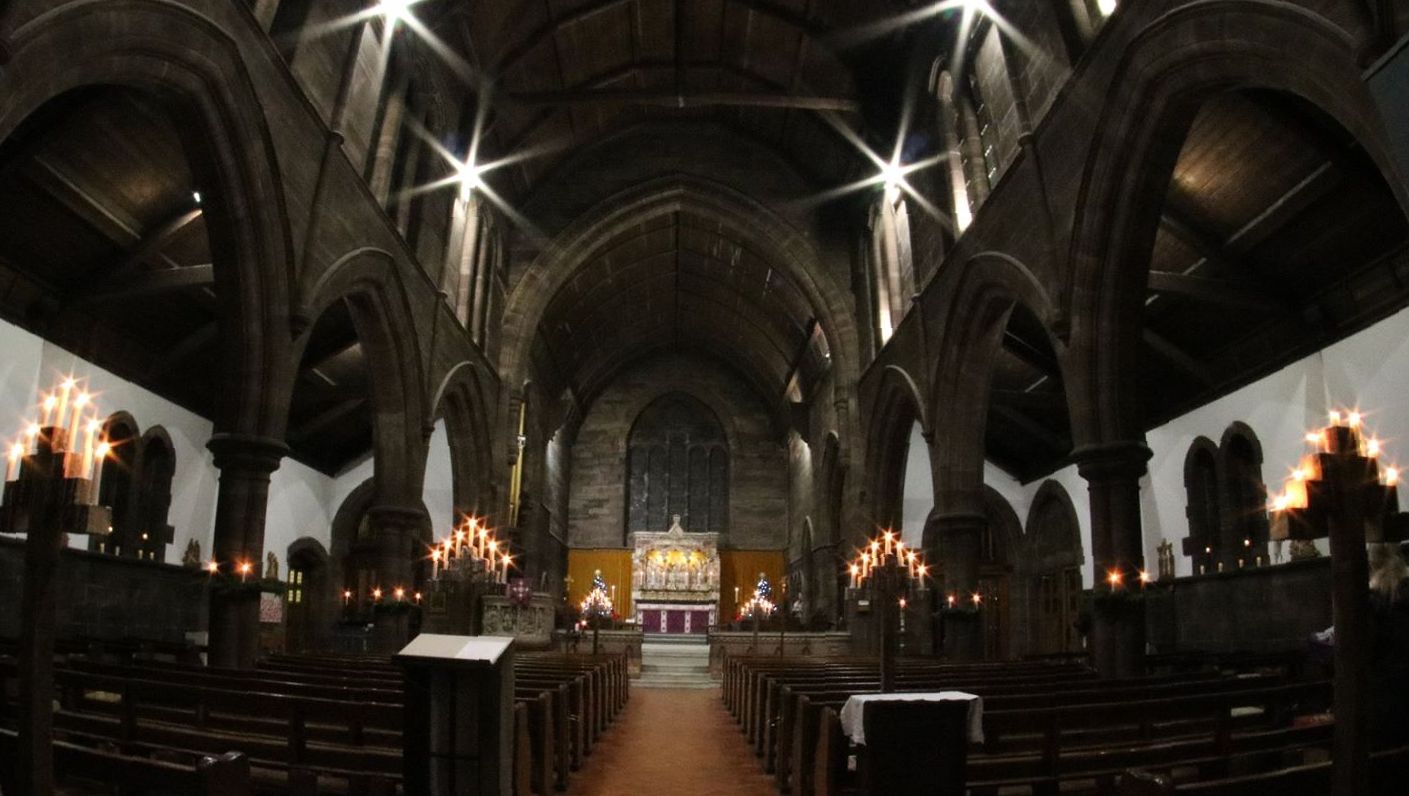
[740, 571, 776, 618]
[580, 568, 613, 623]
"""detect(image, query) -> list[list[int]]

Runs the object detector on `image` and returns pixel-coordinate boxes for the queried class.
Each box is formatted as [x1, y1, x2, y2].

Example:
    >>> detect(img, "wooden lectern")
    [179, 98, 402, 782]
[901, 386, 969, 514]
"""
[396, 634, 516, 796]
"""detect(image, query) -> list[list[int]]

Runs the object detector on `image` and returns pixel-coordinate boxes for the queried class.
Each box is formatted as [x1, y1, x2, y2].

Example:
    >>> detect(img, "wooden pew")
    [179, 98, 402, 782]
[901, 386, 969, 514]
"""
[0, 726, 252, 796]
[1119, 743, 1409, 795]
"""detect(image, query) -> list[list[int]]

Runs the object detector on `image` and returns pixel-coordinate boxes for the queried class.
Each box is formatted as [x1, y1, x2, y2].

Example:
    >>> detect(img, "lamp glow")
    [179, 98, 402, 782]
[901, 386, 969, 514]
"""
[1096, 0, 1117, 15]
[376, 0, 417, 23]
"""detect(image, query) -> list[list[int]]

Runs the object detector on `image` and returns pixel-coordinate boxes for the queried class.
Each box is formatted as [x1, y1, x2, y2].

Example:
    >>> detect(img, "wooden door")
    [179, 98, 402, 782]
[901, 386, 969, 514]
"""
[1036, 566, 1082, 654]
[977, 573, 1009, 659]
[285, 568, 307, 653]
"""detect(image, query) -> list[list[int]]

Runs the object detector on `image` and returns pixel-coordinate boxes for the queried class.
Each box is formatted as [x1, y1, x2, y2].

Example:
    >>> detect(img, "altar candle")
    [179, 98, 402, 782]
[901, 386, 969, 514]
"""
[431, 547, 442, 580]
[40, 394, 55, 429]
[849, 563, 859, 589]
[611, 584, 616, 603]
[500, 553, 511, 583]
[734, 586, 740, 604]
[372, 587, 382, 602]
[394, 587, 405, 601]
[883, 530, 894, 556]
[239, 561, 252, 582]
[343, 589, 352, 605]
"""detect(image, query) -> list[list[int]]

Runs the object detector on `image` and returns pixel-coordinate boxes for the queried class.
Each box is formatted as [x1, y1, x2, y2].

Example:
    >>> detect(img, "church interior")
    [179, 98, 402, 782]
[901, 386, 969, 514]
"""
[2, 0, 1409, 793]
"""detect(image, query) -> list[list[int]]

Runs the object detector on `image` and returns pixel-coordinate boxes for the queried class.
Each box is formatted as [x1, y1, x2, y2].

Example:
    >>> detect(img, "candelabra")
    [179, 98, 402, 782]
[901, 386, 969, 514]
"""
[1266, 409, 1405, 796]
[420, 515, 514, 635]
[846, 531, 929, 692]
[1, 377, 114, 796]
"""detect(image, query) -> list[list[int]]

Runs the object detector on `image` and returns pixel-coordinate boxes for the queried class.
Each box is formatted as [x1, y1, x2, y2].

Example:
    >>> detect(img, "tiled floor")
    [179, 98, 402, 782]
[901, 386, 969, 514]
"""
[569, 686, 778, 795]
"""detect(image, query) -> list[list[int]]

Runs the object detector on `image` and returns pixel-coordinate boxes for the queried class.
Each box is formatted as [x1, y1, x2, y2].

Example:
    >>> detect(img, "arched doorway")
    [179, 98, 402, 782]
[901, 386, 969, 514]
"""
[1183, 438, 1221, 574]
[285, 538, 331, 654]
[1220, 423, 1268, 566]
[978, 488, 1019, 659]
[1023, 481, 1084, 656]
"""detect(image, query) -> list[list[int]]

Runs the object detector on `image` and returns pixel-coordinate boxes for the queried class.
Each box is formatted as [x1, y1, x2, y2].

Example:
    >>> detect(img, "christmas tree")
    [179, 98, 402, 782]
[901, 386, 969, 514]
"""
[753, 572, 771, 601]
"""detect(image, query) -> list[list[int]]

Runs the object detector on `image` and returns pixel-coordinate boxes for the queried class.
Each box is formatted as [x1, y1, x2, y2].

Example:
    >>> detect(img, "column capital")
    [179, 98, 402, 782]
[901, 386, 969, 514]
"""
[1073, 441, 1151, 483]
[206, 434, 288, 474]
[367, 504, 431, 532]
[925, 510, 987, 535]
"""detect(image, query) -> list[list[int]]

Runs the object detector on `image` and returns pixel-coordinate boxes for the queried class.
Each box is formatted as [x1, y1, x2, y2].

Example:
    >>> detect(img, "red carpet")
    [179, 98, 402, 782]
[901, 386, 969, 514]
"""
[569, 687, 777, 795]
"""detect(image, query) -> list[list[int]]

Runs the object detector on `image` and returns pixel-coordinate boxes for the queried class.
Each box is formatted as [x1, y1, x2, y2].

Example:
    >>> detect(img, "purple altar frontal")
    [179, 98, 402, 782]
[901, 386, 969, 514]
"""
[636, 602, 716, 634]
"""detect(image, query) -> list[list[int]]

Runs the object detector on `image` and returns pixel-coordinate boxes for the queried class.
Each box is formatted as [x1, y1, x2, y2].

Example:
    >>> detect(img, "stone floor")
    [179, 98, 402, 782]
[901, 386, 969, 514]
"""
[570, 687, 777, 795]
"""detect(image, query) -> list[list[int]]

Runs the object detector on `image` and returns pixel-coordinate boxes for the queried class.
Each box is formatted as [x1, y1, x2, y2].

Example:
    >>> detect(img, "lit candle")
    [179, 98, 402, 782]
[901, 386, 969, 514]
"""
[501, 553, 511, 583]
[89, 440, 110, 503]
[206, 560, 219, 576]
[343, 589, 352, 605]
[1348, 411, 1362, 428]
[1367, 438, 1382, 458]
[372, 587, 383, 602]
[734, 585, 740, 604]
[972, 592, 981, 606]
[1387, 467, 1400, 486]
[431, 547, 442, 580]
[394, 587, 406, 601]
[81, 418, 99, 478]
[1328, 410, 1342, 425]
[39, 393, 55, 429]
[849, 564, 859, 589]
[239, 561, 252, 582]
[610, 584, 616, 603]
[66, 392, 89, 452]
[55, 377, 75, 434]
[414, 592, 422, 604]
[455, 529, 464, 558]
[883, 530, 894, 556]
[1107, 569, 1123, 589]
[947, 594, 956, 608]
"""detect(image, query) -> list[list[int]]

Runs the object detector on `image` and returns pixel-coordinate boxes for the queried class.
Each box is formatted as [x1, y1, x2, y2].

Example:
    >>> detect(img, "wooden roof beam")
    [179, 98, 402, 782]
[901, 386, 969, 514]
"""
[501, 87, 860, 112]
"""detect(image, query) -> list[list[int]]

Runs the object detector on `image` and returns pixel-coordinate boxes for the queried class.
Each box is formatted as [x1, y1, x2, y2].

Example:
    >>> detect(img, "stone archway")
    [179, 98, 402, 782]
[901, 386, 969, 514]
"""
[1022, 481, 1085, 657]
[284, 537, 332, 654]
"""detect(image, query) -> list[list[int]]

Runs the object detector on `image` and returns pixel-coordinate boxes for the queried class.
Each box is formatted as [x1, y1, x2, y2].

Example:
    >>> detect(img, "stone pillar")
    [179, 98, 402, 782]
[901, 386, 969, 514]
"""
[1075, 441, 1152, 678]
[206, 434, 287, 670]
[367, 504, 429, 651]
[928, 509, 986, 660]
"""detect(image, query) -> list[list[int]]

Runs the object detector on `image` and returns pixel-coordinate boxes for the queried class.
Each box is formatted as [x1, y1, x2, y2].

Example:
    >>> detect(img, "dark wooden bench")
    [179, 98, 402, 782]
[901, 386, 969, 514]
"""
[0, 726, 252, 796]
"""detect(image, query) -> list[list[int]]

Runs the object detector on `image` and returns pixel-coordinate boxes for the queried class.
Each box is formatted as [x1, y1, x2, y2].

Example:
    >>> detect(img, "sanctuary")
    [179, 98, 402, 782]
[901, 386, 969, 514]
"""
[630, 515, 720, 633]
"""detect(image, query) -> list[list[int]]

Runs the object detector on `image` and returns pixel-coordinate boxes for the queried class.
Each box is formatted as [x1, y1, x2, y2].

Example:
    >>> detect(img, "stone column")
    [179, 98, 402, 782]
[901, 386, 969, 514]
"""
[206, 434, 288, 670]
[1075, 441, 1152, 678]
[367, 504, 430, 651]
[928, 509, 986, 660]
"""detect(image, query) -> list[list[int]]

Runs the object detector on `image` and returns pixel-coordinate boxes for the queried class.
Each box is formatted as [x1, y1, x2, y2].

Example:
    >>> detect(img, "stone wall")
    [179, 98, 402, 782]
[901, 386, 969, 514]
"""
[567, 353, 787, 550]
[0, 536, 207, 645]
[1144, 558, 1333, 653]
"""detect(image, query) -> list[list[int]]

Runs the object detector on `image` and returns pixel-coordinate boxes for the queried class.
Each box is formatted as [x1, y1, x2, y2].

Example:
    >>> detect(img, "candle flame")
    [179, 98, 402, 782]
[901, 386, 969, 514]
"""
[1107, 570, 1123, 587]
[1292, 468, 1308, 481]
[917, 564, 929, 577]
[1387, 467, 1400, 486]
[62, 377, 76, 390]
[1138, 570, 1152, 584]
[86, 418, 101, 433]
[1305, 431, 1325, 445]
[95, 441, 111, 458]
[206, 560, 219, 574]
[1368, 439, 1382, 457]
[1348, 411, 1362, 427]
[1329, 410, 1342, 424]
[238, 561, 252, 574]
[25, 423, 39, 439]
[971, 592, 982, 605]
[414, 592, 422, 602]
[74, 392, 89, 408]
[42, 395, 56, 410]
[372, 588, 383, 599]
[394, 587, 406, 600]
[431, 548, 442, 561]
[343, 589, 352, 599]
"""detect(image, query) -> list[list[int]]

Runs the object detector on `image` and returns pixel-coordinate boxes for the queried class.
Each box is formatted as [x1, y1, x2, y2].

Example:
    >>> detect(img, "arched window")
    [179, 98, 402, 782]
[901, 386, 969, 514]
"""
[1220, 423, 1268, 562]
[869, 190, 915, 344]
[934, 69, 974, 232]
[90, 413, 140, 557]
[133, 427, 176, 561]
[626, 393, 728, 536]
[1183, 438, 1221, 573]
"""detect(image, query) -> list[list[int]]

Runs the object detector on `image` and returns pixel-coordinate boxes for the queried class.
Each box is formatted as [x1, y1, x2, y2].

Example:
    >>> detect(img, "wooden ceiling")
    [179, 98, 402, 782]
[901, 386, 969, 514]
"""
[0, 88, 371, 476]
[984, 88, 1409, 482]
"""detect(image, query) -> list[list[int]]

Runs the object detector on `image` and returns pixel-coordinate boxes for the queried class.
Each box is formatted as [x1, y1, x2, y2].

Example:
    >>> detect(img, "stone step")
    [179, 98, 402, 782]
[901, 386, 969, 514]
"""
[641, 662, 710, 674]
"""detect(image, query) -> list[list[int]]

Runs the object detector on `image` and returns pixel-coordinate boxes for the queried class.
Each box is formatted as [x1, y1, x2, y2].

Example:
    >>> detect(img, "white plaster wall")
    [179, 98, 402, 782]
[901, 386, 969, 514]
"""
[985, 305, 1409, 588]
[422, 418, 454, 529]
[265, 458, 334, 562]
[330, 454, 375, 521]
[900, 422, 932, 547]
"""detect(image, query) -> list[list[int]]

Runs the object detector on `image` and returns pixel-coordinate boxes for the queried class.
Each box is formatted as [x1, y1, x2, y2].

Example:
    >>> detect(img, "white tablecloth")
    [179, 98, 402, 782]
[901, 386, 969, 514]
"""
[838, 691, 984, 745]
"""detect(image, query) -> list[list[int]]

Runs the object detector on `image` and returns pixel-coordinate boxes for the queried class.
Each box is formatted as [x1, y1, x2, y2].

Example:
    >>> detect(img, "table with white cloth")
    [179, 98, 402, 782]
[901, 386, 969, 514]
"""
[838, 691, 984, 745]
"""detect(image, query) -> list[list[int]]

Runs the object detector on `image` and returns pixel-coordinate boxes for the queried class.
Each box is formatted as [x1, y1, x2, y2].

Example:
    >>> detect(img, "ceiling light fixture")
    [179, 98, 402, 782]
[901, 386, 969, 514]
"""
[376, 0, 418, 24]
[458, 161, 483, 199]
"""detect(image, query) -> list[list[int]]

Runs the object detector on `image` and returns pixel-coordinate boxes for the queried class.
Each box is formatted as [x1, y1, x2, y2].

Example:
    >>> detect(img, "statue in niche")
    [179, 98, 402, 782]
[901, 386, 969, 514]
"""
[181, 539, 202, 568]
[264, 551, 279, 581]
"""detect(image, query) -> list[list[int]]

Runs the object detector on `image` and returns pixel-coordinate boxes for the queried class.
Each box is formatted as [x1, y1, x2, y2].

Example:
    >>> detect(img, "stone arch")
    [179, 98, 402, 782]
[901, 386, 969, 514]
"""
[295, 248, 428, 508]
[1025, 480, 1085, 569]
[499, 175, 861, 438]
[980, 485, 1021, 658]
[1065, 0, 1409, 446]
[0, 0, 294, 436]
[865, 364, 929, 532]
[927, 251, 1065, 517]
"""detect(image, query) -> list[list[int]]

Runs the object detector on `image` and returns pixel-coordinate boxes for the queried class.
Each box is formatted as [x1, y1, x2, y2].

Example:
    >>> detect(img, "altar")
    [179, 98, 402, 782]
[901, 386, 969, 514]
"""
[631, 515, 720, 633]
